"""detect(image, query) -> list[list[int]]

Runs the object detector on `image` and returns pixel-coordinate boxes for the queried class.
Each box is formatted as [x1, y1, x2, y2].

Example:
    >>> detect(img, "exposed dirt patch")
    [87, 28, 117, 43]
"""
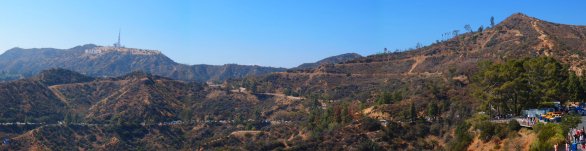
[467, 128, 535, 151]
[362, 106, 391, 120]
[408, 55, 428, 74]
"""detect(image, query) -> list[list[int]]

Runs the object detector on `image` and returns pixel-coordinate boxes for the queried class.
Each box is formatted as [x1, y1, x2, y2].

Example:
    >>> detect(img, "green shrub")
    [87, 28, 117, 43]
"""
[561, 114, 582, 133]
[360, 117, 380, 132]
[507, 120, 521, 131]
[530, 123, 564, 151]
[357, 140, 384, 151]
[476, 121, 497, 141]
[448, 123, 473, 151]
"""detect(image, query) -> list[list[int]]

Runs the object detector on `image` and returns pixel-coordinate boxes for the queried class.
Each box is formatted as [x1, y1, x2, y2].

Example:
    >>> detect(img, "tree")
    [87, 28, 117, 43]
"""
[567, 72, 585, 102]
[416, 42, 423, 49]
[410, 103, 417, 122]
[464, 24, 472, 33]
[473, 57, 570, 116]
[478, 25, 484, 33]
[376, 92, 392, 105]
[283, 87, 292, 96]
[507, 120, 521, 131]
[73, 114, 81, 123]
[448, 123, 473, 150]
[392, 91, 403, 102]
[490, 16, 495, 28]
[427, 103, 439, 120]
[452, 30, 460, 37]
[340, 104, 352, 123]
[531, 123, 565, 151]
[180, 108, 193, 122]
[64, 113, 72, 125]
[561, 114, 581, 132]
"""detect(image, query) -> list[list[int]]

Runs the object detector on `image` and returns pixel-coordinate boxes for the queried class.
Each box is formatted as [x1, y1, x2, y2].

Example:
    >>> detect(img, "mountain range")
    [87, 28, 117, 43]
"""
[0, 45, 287, 82]
[0, 44, 363, 83]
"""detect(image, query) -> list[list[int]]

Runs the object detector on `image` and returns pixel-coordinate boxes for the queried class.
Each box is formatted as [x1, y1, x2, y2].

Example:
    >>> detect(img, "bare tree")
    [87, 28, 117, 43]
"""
[490, 16, 495, 28]
[464, 24, 472, 33]
[452, 30, 460, 37]
[416, 42, 422, 49]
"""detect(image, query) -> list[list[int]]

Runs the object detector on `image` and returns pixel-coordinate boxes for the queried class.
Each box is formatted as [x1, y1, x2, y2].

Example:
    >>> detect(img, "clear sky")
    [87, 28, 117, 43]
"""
[0, 1, 585, 68]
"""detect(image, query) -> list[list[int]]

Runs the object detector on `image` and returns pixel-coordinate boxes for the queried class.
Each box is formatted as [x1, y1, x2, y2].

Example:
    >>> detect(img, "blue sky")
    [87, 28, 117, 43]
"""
[0, 1, 585, 68]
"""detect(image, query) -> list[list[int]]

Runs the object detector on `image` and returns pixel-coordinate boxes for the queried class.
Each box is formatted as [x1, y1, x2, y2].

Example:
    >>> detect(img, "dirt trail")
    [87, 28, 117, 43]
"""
[408, 55, 427, 74]
[48, 86, 69, 105]
[531, 20, 555, 53]
[257, 93, 304, 100]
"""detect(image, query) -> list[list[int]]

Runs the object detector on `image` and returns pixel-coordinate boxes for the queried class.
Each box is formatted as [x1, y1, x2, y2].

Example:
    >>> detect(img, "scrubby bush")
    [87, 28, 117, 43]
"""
[507, 120, 521, 131]
[448, 122, 473, 151]
[561, 114, 582, 133]
[476, 121, 497, 141]
[530, 123, 565, 151]
[476, 120, 521, 142]
[360, 117, 381, 132]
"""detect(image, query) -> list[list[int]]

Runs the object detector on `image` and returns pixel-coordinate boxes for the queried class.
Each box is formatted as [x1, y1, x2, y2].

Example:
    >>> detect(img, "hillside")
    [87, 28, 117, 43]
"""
[226, 13, 586, 149]
[239, 13, 586, 100]
[0, 68, 316, 150]
[293, 53, 363, 70]
[0, 45, 286, 82]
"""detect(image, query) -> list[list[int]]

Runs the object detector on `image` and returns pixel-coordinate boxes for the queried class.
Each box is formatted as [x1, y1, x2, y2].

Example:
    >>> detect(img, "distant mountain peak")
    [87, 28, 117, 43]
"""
[294, 53, 363, 70]
[508, 12, 532, 19]
[497, 13, 543, 29]
[121, 70, 153, 78]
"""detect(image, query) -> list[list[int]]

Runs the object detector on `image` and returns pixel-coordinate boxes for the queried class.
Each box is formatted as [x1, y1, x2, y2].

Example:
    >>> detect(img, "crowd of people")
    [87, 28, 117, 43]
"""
[562, 127, 586, 151]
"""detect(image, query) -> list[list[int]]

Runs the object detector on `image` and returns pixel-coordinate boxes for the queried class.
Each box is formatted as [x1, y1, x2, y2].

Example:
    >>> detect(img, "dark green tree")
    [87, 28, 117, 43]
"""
[427, 103, 439, 120]
[464, 24, 472, 33]
[410, 103, 417, 122]
[490, 16, 495, 27]
[64, 113, 72, 125]
[376, 92, 393, 105]
[567, 72, 585, 102]
[473, 57, 570, 116]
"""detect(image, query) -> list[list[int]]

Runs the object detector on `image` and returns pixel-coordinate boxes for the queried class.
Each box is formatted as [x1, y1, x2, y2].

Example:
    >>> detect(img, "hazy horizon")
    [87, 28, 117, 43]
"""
[1, 0, 585, 68]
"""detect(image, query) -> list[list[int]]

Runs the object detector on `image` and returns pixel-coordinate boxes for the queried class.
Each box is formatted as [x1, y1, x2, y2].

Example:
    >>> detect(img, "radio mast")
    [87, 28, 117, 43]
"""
[114, 30, 122, 48]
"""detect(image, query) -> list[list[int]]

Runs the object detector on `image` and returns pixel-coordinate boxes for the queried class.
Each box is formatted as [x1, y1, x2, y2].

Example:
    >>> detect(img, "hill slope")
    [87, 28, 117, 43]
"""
[294, 53, 363, 70]
[240, 13, 586, 101]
